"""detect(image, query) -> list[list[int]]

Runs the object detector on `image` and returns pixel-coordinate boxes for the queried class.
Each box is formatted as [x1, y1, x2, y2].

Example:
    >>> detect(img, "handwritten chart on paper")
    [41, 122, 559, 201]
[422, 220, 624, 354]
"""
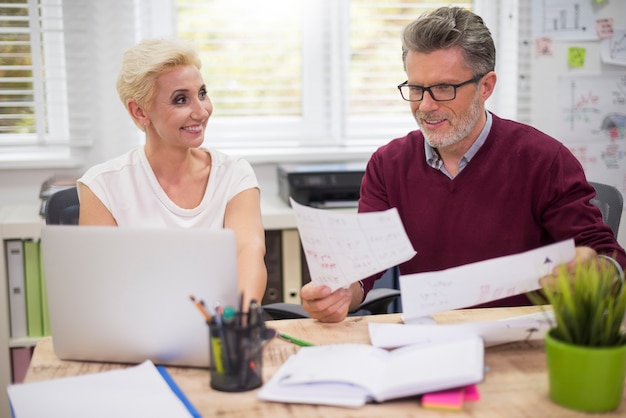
[290, 198, 416, 291]
[601, 30, 626, 66]
[556, 74, 626, 193]
[399, 239, 575, 321]
[557, 74, 626, 142]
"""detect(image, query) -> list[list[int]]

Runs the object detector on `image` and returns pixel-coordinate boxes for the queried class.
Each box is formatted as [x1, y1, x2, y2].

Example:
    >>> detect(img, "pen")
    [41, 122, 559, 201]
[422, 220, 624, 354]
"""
[189, 295, 212, 322]
[241, 299, 261, 386]
[214, 303, 234, 373]
[238, 292, 245, 325]
[276, 331, 315, 347]
[248, 299, 260, 327]
[222, 305, 237, 324]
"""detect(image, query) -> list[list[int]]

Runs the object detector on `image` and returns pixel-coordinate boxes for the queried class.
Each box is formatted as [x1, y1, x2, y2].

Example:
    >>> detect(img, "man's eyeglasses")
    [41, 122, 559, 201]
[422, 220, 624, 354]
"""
[397, 74, 485, 102]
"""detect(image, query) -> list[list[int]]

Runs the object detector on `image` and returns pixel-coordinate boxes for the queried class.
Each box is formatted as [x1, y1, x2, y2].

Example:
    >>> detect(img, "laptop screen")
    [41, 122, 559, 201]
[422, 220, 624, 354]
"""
[40, 225, 239, 367]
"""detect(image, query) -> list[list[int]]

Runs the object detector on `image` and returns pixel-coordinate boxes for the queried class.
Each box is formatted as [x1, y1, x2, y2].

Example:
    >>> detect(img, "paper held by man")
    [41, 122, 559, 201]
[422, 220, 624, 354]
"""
[290, 197, 417, 291]
[399, 239, 575, 322]
[291, 198, 575, 316]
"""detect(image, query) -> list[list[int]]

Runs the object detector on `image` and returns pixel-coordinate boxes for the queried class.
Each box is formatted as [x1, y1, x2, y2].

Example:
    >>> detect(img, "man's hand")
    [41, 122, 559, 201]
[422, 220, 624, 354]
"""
[300, 282, 361, 323]
[539, 246, 602, 288]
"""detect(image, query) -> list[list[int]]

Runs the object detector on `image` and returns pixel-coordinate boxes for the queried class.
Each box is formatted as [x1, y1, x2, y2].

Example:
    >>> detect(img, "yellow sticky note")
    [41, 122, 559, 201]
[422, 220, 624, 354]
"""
[568, 47, 586, 68]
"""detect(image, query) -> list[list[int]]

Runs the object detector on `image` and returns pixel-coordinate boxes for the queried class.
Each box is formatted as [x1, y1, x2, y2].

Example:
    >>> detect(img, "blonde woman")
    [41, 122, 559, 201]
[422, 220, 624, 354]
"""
[78, 38, 267, 305]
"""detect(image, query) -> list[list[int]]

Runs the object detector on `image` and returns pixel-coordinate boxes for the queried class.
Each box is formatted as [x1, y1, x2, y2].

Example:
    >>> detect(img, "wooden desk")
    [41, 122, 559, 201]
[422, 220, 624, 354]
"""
[24, 307, 625, 418]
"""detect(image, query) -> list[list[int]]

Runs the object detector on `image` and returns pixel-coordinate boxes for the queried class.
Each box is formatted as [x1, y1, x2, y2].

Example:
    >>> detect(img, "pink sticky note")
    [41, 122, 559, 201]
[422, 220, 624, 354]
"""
[596, 18, 614, 39]
[422, 387, 465, 411]
[464, 384, 481, 402]
[535, 36, 553, 57]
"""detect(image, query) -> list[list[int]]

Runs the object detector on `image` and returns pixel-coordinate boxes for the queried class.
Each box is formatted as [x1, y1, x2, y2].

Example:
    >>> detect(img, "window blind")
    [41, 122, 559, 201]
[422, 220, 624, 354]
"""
[344, 1, 473, 141]
[0, 0, 68, 148]
[0, 0, 41, 143]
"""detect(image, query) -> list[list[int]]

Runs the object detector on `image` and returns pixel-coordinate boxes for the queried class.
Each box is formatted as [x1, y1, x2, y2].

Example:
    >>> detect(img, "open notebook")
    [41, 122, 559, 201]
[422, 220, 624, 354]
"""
[40, 225, 239, 367]
[258, 335, 484, 408]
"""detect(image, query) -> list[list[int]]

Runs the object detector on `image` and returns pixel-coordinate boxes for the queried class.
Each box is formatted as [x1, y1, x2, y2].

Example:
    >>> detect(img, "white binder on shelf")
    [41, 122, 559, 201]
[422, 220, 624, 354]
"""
[5, 239, 27, 339]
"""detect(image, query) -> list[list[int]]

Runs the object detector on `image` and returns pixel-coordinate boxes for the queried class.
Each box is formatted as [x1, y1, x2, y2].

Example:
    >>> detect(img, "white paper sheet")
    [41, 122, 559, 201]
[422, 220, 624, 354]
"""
[290, 198, 416, 291]
[400, 239, 575, 321]
[601, 30, 626, 66]
[7, 361, 193, 418]
[369, 309, 554, 349]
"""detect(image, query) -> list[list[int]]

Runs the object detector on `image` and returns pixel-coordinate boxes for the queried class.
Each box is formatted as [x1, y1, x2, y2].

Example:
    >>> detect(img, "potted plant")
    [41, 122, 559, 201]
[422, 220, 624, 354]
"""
[532, 259, 626, 412]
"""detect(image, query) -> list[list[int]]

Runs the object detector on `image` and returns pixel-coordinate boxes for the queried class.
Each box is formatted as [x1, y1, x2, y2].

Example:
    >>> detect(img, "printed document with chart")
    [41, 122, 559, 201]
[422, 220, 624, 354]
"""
[290, 198, 416, 291]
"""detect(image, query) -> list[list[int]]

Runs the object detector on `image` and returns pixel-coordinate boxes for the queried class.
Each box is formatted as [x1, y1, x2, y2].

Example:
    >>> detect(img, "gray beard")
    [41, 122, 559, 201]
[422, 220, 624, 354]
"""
[417, 92, 482, 149]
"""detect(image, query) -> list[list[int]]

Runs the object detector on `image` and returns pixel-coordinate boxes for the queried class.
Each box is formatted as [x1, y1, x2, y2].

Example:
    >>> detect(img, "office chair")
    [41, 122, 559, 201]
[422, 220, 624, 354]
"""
[589, 181, 623, 237]
[44, 186, 79, 225]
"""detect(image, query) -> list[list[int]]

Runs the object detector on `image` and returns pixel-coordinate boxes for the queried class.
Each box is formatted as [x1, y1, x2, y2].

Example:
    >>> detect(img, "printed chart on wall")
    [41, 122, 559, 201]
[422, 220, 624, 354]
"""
[557, 74, 626, 195]
[532, 0, 598, 41]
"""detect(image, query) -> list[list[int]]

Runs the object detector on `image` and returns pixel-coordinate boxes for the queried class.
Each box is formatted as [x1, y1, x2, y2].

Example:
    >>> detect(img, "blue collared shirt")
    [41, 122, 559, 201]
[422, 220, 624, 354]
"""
[425, 111, 493, 179]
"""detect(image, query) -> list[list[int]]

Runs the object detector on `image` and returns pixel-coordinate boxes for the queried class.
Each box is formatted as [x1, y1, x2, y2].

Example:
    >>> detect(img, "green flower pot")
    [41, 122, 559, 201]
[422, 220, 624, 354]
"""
[545, 330, 626, 412]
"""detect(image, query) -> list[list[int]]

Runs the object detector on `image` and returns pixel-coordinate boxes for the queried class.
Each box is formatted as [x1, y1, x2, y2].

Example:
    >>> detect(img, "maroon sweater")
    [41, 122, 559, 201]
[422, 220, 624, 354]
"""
[359, 113, 626, 306]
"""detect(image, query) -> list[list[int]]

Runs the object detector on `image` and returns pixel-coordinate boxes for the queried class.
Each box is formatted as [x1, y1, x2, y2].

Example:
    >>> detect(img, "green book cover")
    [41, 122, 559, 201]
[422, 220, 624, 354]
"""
[24, 240, 44, 337]
[39, 240, 51, 336]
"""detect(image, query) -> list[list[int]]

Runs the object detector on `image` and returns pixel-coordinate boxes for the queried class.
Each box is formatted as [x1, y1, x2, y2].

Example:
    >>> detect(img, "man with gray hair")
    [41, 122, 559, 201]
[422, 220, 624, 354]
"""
[300, 6, 626, 322]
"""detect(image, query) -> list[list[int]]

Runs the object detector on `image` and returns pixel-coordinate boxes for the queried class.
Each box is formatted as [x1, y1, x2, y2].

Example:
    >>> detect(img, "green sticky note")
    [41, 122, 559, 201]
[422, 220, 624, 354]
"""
[568, 47, 586, 68]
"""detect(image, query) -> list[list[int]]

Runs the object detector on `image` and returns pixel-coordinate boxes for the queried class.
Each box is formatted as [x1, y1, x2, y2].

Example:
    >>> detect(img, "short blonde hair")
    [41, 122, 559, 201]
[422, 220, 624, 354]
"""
[116, 37, 202, 111]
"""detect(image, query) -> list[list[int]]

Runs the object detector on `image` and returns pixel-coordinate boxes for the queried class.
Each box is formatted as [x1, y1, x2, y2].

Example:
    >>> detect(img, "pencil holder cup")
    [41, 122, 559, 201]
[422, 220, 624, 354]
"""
[208, 312, 275, 392]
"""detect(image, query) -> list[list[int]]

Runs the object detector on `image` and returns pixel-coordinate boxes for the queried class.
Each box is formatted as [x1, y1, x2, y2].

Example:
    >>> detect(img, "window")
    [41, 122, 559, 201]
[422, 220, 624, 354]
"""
[0, 0, 526, 167]
[0, 0, 68, 151]
[175, 0, 473, 150]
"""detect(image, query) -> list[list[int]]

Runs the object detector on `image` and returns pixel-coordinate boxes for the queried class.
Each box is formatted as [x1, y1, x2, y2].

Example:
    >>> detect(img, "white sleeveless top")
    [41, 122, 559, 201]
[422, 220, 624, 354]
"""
[78, 146, 259, 228]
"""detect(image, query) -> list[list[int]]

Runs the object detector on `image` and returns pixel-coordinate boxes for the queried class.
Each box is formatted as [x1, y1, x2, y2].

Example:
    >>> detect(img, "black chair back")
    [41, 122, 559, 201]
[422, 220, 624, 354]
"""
[589, 181, 623, 237]
[45, 186, 79, 225]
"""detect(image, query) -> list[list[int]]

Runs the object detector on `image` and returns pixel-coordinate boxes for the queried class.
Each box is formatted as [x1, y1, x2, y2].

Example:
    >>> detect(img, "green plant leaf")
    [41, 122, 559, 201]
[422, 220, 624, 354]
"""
[533, 260, 626, 347]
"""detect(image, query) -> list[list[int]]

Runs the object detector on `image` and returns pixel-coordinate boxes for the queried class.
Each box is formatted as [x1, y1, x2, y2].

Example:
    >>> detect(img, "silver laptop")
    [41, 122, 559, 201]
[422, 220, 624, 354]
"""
[40, 225, 239, 367]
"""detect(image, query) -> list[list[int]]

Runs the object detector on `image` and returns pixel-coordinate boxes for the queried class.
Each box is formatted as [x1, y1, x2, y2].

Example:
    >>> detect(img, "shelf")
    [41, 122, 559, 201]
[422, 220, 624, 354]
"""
[1, 205, 45, 418]
[0, 205, 44, 237]
[9, 337, 41, 348]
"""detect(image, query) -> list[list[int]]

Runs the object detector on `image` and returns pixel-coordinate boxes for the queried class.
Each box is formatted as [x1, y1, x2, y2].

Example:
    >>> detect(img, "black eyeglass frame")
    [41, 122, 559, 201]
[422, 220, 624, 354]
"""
[397, 74, 486, 102]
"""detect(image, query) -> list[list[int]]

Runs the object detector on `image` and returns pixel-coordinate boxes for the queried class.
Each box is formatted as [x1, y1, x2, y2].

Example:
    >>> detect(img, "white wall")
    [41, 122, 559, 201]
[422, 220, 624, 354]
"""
[528, 0, 626, 247]
[530, 2, 626, 137]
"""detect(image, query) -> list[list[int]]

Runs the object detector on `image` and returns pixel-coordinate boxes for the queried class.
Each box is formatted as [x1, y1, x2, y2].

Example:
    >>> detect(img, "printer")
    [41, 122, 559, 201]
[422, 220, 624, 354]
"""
[278, 162, 366, 208]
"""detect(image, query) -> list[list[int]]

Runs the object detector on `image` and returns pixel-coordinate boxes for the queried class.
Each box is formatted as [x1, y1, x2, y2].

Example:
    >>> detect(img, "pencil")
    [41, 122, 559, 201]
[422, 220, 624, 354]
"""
[276, 331, 315, 347]
[189, 295, 212, 322]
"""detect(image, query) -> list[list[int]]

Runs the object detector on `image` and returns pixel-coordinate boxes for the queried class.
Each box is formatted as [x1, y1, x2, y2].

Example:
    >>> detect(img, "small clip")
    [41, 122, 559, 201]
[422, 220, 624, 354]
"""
[524, 327, 539, 344]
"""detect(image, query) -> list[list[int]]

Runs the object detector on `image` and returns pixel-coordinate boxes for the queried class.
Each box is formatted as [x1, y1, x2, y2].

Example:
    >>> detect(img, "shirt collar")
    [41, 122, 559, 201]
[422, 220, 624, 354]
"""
[425, 111, 493, 171]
